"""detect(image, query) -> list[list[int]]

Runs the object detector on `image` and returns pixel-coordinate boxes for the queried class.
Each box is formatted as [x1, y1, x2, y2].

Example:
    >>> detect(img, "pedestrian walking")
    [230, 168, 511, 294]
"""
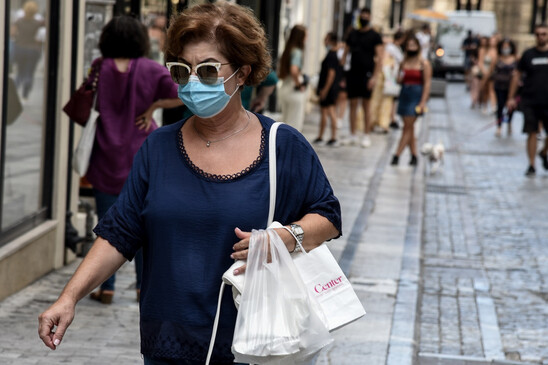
[491, 38, 518, 137]
[507, 23, 548, 176]
[314, 31, 343, 145]
[391, 33, 432, 166]
[462, 30, 480, 90]
[279, 25, 308, 131]
[415, 24, 432, 60]
[84, 15, 183, 304]
[478, 35, 498, 115]
[340, 7, 384, 147]
[38, 3, 342, 364]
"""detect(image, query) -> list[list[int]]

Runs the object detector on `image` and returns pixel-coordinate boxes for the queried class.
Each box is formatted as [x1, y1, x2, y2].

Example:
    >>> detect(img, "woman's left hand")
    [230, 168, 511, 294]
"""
[231, 228, 251, 275]
[135, 111, 153, 131]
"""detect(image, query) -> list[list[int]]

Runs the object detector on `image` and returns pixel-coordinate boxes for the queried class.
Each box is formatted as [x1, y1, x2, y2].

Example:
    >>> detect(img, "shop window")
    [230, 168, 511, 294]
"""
[0, 0, 56, 245]
[532, 0, 548, 33]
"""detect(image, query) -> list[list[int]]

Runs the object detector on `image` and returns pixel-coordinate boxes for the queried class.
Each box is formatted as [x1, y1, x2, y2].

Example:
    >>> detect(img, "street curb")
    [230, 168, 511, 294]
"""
[418, 352, 539, 365]
[386, 116, 428, 365]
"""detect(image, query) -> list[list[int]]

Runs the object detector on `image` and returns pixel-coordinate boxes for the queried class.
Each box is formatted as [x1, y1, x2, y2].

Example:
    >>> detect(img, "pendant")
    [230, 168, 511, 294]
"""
[206, 141, 211, 147]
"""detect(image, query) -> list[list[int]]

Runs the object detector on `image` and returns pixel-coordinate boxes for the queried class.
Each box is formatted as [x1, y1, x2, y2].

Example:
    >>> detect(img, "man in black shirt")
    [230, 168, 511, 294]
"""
[340, 7, 384, 148]
[508, 23, 548, 176]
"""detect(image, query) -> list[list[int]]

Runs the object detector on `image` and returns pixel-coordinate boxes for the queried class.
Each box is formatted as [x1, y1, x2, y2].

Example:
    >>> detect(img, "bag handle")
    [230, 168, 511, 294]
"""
[267, 122, 281, 226]
[205, 121, 282, 365]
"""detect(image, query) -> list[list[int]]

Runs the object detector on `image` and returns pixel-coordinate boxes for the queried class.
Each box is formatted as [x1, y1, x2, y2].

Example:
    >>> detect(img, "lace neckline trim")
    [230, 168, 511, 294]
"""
[177, 126, 266, 182]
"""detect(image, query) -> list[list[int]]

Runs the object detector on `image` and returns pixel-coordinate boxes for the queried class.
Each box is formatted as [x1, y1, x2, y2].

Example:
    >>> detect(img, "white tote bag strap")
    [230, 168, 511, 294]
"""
[267, 122, 281, 226]
[206, 121, 281, 365]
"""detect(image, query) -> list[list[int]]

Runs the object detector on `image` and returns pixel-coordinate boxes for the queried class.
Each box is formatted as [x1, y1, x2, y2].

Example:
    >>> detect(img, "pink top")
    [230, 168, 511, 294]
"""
[85, 57, 178, 194]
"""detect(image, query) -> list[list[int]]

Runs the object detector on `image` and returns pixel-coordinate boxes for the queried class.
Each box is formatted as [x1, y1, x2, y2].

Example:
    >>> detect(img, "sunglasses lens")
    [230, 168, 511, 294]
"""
[170, 65, 190, 84]
[197, 65, 219, 84]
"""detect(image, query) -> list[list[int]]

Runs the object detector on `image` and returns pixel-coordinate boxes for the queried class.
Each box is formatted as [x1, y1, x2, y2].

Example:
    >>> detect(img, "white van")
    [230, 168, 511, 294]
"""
[431, 11, 497, 77]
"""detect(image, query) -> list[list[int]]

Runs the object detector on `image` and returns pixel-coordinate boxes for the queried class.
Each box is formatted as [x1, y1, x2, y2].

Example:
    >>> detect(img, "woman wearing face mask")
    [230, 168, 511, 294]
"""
[38, 3, 342, 364]
[491, 38, 518, 137]
[391, 33, 432, 166]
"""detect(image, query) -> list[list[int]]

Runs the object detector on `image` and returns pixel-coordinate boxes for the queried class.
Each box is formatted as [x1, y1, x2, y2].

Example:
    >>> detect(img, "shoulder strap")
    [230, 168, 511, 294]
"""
[206, 121, 281, 365]
[267, 122, 281, 226]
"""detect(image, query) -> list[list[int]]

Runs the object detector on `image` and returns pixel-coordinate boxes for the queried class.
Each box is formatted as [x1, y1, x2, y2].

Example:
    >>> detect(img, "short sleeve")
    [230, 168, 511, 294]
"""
[517, 51, 528, 73]
[93, 139, 150, 260]
[261, 70, 279, 86]
[327, 52, 339, 70]
[274, 125, 342, 237]
[373, 31, 383, 47]
[154, 66, 178, 101]
[290, 49, 303, 69]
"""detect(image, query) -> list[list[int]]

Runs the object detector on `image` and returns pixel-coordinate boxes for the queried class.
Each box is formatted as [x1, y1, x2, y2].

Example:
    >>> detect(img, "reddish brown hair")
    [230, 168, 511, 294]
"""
[165, 3, 271, 86]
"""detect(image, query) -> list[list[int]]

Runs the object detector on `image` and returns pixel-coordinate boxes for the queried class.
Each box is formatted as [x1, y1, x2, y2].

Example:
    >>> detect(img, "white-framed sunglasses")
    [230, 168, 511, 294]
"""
[166, 62, 232, 85]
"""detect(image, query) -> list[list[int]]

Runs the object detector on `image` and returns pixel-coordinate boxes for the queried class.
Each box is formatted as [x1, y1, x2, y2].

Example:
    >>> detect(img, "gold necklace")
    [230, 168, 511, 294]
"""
[193, 110, 251, 147]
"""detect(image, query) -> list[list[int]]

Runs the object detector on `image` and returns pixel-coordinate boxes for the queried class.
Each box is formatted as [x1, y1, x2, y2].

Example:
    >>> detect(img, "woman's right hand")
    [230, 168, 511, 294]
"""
[38, 295, 76, 350]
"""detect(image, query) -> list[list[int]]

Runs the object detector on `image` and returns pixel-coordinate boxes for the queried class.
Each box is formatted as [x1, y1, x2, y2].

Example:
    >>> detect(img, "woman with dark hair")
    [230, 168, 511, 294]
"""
[279, 24, 308, 131]
[39, 3, 341, 364]
[491, 38, 518, 137]
[85, 15, 182, 304]
[391, 33, 432, 166]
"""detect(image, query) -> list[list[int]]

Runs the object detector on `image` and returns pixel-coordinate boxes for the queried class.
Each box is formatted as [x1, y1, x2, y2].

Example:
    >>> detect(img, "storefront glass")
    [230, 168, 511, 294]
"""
[2, 0, 49, 231]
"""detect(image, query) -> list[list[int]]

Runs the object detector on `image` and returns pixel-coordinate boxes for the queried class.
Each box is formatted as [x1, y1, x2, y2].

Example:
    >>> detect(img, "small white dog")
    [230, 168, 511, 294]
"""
[421, 142, 445, 174]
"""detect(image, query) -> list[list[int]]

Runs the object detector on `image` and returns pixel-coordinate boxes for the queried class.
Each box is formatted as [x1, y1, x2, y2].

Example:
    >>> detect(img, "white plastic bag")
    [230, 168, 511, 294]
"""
[232, 229, 332, 365]
[72, 102, 98, 175]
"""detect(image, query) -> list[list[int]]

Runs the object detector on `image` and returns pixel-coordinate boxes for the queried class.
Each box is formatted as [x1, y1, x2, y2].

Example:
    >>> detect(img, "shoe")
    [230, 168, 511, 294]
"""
[539, 151, 548, 170]
[361, 135, 371, 148]
[409, 155, 418, 166]
[495, 127, 501, 138]
[326, 139, 339, 147]
[389, 121, 399, 129]
[313, 137, 323, 144]
[525, 165, 536, 176]
[391, 155, 399, 165]
[90, 290, 114, 304]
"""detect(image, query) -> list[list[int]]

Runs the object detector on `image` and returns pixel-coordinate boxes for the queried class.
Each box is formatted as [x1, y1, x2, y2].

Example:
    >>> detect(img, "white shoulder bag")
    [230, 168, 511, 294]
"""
[72, 96, 98, 176]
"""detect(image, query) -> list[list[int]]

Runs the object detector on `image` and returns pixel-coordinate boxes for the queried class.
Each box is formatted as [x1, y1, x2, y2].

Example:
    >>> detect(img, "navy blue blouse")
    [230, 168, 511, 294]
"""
[94, 114, 342, 364]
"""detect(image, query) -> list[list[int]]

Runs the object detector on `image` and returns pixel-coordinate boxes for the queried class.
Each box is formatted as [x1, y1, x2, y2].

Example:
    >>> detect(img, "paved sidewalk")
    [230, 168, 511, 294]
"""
[418, 84, 548, 365]
[0, 103, 422, 364]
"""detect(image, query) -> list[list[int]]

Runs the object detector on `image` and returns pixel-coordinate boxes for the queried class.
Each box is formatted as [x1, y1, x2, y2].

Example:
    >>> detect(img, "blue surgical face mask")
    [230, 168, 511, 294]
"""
[178, 68, 239, 118]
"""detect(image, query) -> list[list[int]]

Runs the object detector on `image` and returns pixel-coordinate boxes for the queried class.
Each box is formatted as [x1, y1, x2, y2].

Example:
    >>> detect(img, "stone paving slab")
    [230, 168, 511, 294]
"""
[418, 84, 548, 365]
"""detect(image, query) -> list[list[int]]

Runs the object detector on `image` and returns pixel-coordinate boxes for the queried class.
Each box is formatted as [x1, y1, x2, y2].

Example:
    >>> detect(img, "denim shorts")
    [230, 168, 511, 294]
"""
[397, 84, 423, 117]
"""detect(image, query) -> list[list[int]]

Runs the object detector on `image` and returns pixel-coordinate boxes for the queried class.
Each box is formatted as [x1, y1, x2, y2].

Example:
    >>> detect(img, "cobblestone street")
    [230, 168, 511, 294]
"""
[419, 84, 548, 364]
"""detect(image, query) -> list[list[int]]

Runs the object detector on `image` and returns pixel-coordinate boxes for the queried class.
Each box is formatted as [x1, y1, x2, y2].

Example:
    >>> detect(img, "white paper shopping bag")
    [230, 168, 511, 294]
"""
[293, 244, 366, 331]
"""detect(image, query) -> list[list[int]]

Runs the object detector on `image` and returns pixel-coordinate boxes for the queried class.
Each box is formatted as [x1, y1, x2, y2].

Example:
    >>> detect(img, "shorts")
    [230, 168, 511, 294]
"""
[521, 103, 548, 134]
[397, 84, 423, 117]
[346, 72, 373, 99]
[319, 88, 339, 107]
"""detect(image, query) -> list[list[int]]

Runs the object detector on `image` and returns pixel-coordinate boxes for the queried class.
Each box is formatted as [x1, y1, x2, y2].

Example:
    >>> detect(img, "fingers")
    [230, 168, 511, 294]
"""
[38, 313, 57, 350]
[38, 299, 75, 351]
[234, 227, 250, 240]
[234, 263, 246, 276]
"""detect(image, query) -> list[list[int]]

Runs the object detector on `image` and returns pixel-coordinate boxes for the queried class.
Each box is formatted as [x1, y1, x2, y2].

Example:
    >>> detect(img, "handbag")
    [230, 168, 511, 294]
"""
[72, 95, 98, 175]
[63, 59, 102, 126]
[382, 64, 401, 97]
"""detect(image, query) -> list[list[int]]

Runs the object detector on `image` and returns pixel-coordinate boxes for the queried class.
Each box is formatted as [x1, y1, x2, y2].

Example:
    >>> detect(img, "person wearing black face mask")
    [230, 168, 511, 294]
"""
[340, 7, 384, 148]
[391, 34, 432, 167]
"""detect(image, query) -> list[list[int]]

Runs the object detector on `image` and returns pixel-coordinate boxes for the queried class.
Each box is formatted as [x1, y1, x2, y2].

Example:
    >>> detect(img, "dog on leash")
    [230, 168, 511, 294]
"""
[421, 142, 445, 174]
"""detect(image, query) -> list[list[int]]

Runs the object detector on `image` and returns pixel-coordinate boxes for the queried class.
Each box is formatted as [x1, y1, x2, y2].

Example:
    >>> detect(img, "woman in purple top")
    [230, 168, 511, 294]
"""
[85, 16, 182, 304]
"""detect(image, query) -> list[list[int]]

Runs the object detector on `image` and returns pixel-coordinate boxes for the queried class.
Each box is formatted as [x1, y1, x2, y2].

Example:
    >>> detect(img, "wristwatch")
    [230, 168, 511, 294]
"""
[289, 224, 304, 253]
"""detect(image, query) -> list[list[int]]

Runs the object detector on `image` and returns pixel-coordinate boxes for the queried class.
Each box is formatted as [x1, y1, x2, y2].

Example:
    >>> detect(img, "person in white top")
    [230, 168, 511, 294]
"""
[415, 24, 431, 60]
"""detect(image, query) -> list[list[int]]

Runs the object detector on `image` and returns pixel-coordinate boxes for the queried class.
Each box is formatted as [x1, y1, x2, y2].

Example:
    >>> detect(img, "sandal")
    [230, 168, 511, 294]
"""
[90, 290, 114, 304]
